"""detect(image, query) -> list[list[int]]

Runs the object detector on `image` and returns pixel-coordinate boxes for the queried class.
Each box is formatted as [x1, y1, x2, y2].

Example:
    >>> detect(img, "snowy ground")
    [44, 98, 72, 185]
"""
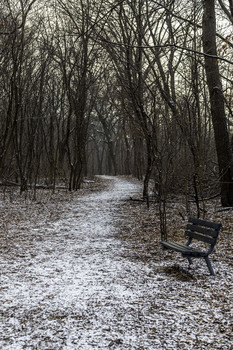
[0, 176, 233, 349]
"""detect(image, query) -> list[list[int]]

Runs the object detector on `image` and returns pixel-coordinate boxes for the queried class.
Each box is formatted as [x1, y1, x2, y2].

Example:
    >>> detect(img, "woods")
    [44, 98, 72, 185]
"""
[1, 2, 233, 347]
[0, 0, 232, 207]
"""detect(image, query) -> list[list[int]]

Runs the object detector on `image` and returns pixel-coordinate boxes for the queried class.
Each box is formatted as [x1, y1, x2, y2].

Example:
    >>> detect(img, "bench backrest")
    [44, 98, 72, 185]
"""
[185, 217, 222, 246]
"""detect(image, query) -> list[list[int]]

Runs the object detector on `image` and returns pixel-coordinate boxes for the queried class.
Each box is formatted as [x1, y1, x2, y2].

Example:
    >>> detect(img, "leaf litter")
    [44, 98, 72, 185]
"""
[0, 176, 233, 349]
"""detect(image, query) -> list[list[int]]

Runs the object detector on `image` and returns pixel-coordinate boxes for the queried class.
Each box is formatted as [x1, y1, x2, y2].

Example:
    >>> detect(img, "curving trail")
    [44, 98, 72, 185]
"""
[1, 176, 232, 350]
[0, 176, 156, 349]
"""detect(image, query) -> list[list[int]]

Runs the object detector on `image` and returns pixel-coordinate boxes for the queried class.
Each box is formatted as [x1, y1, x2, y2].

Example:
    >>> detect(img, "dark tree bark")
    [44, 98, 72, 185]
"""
[202, 0, 233, 206]
[96, 107, 118, 175]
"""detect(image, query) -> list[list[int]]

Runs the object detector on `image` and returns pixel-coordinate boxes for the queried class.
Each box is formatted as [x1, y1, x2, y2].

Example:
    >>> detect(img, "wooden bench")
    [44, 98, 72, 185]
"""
[160, 217, 222, 275]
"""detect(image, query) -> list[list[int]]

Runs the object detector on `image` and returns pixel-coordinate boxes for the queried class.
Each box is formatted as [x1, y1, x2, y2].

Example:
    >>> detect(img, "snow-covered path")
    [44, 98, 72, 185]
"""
[1, 176, 233, 350]
[0, 176, 152, 349]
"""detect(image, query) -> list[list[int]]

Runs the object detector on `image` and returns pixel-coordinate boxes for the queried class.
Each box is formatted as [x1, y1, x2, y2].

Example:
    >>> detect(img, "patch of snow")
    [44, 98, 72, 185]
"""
[0, 176, 232, 349]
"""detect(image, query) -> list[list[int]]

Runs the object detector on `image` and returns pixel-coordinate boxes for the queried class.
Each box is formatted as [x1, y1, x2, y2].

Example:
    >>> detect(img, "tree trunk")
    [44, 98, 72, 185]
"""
[202, 0, 233, 206]
[143, 136, 153, 201]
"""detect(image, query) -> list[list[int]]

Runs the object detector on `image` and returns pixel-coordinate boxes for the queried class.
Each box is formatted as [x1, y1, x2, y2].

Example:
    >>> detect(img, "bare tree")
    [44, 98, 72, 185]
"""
[202, 0, 233, 206]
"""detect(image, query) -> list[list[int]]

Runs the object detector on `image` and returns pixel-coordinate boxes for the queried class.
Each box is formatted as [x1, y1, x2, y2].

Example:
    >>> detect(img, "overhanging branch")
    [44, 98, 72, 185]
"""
[100, 39, 233, 65]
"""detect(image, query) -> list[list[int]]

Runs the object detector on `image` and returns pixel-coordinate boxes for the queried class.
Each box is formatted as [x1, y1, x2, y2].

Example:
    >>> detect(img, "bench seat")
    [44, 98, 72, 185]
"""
[161, 241, 207, 257]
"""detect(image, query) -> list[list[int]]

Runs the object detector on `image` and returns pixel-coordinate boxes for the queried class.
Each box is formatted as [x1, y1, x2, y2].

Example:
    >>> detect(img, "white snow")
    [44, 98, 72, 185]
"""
[0, 176, 232, 349]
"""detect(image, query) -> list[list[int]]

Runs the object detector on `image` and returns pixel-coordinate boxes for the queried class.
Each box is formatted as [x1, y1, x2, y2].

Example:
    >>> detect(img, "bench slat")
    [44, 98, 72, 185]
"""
[186, 224, 219, 238]
[161, 241, 193, 253]
[185, 230, 216, 245]
[182, 250, 206, 257]
[188, 217, 221, 230]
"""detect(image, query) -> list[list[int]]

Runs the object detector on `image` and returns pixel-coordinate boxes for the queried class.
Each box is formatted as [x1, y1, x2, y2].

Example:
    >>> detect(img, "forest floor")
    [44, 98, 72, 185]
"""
[0, 176, 233, 350]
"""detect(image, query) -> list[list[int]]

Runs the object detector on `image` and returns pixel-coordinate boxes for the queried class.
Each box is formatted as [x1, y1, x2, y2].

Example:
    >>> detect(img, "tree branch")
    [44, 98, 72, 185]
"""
[99, 39, 233, 65]
[218, 0, 233, 24]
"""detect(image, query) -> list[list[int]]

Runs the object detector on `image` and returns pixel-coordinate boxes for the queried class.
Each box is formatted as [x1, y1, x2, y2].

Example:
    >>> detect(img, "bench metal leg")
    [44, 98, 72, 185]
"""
[204, 256, 215, 275]
[187, 257, 193, 265]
